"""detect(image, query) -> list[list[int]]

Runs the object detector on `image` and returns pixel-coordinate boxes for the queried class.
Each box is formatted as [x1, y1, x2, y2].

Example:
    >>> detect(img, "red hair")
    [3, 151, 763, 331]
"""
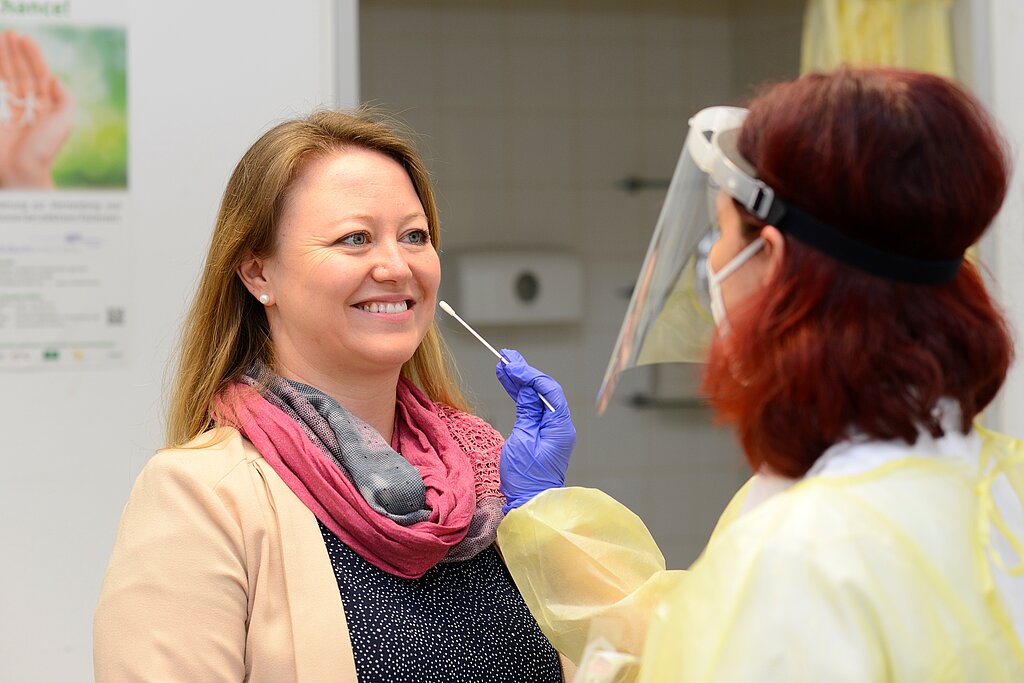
[703, 67, 1014, 478]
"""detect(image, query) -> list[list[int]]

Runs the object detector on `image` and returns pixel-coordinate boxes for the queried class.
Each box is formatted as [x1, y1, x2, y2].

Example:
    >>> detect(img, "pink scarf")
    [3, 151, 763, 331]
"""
[216, 378, 477, 579]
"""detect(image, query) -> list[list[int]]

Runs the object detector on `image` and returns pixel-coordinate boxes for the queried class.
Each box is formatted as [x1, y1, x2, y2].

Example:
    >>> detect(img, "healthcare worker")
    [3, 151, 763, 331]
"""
[493, 66, 1024, 682]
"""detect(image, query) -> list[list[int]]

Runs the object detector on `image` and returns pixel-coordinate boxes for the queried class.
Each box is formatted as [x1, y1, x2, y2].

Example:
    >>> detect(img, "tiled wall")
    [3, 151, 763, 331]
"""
[360, 0, 802, 566]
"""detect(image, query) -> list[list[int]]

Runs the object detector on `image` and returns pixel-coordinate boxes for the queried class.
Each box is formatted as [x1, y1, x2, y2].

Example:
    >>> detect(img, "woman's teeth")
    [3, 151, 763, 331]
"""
[360, 301, 409, 314]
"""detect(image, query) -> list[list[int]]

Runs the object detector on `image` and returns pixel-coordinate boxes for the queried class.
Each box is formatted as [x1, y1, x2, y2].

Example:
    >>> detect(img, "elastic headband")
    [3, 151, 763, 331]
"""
[714, 127, 963, 285]
[763, 196, 963, 285]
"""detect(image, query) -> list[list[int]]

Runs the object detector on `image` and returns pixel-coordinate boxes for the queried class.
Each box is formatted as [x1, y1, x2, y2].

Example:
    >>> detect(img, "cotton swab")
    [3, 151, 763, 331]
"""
[438, 300, 556, 412]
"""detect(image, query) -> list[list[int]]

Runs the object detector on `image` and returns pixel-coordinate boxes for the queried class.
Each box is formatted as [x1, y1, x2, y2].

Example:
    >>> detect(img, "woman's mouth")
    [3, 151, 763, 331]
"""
[357, 300, 410, 314]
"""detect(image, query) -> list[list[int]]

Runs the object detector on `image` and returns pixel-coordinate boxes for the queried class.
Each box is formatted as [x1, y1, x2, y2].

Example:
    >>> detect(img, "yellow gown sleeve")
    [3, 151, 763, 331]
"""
[93, 450, 250, 682]
[498, 486, 686, 664]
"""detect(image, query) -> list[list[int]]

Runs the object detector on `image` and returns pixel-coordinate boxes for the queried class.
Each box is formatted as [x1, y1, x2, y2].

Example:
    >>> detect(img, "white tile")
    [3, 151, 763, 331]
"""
[424, 154, 459, 203]
[579, 470, 653, 513]
[685, 466, 749, 521]
[646, 410, 744, 470]
[638, 43, 696, 111]
[490, 324, 586, 378]
[626, 11, 735, 115]
[361, 2, 437, 39]
[664, 534, 708, 569]
[577, 42, 640, 112]
[390, 109, 443, 168]
[389, 106, 440, 142]
[438, 113, 508, 186]
[729, 2, 803, 94]
[638, 114, 690, 181]
[439, 41, 507, 110]
[441, 329, 510, 420]
[506, 114, 576, 187]
[636, 6, 692, 46]
[577, 5, 638, 44]
[438, 2, 507, 39]
[668, 467, 737, 522]
[582, 255, 647, 329]
[507, 42, 576, 112]
[505, 1, 576, 41]
[509, 188, 579, 247]
[360, 38, 439, 111]
[578, 115, 643, 187]
[636, 2, 729, 44]
[434, 186, 515, 249]
[641, 0, 719, 11]
[577, 187, 658, 257]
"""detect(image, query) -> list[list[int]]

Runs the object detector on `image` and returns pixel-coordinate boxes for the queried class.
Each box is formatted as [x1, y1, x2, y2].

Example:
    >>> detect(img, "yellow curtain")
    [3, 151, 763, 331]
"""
[801, 0, 955, 77]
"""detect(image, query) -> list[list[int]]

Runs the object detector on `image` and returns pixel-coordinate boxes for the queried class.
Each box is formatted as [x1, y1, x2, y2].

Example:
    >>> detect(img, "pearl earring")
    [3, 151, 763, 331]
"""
[258, 294, 270, 305]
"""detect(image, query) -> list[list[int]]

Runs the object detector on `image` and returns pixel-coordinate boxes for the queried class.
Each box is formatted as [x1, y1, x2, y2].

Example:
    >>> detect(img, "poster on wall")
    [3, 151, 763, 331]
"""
[0, 1, 129, 370]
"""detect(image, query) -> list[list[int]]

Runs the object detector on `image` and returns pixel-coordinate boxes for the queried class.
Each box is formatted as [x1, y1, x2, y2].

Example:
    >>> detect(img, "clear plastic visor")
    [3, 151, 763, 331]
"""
[596, 106, 749, 414]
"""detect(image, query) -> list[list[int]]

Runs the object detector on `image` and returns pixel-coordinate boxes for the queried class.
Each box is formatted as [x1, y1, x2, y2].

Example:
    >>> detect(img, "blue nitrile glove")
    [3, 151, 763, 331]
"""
[496, 349, 576, 513]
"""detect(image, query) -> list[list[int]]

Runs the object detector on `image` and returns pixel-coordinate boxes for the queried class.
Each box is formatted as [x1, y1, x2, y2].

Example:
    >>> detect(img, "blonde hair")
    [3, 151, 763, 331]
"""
[166, 108, 468, 447]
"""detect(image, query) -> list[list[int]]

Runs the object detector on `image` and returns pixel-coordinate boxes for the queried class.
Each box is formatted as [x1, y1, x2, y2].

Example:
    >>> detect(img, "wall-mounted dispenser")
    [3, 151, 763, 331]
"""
[444, 250, 583, 325]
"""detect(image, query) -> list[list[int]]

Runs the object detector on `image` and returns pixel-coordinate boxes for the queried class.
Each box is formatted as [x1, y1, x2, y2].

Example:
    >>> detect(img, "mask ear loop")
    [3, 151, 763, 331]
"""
[708, 237, 766, 283]
[707, 237, 767, 334]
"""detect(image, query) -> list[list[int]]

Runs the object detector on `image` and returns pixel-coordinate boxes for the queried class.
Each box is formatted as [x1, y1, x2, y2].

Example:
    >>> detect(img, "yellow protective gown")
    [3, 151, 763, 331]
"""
[498, 425, 1024, 682]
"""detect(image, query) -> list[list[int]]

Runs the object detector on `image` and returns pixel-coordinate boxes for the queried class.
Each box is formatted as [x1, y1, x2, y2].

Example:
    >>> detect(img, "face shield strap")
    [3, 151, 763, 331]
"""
[770, 199, 964, 285]
[710, 124, 962, 284]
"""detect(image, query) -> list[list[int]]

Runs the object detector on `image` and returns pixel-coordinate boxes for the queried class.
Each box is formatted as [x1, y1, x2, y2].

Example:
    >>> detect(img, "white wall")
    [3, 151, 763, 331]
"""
[359, 0, 1023, 575]
[0, 2, 353, 679]
[360, 0, 784, 569]
[983, 0, 1024, 432]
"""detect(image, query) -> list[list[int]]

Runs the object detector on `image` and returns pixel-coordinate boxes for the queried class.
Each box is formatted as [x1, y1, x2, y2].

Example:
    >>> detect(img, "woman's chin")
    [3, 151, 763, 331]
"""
[351, 345, 420, 374]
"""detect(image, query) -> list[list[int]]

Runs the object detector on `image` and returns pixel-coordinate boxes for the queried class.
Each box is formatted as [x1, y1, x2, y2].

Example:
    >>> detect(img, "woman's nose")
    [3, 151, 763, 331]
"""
[371, 241, 413, 282]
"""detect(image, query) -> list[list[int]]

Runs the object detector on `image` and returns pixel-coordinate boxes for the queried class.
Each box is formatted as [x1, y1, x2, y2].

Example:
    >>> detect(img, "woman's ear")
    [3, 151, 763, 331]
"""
[760, 225, 786, 283]
[237, 253, 270, 299]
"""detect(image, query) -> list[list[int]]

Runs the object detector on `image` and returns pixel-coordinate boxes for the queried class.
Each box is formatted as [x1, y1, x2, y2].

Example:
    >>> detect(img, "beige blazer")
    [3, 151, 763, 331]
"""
[94, 428, 357, 682]
[95, 428, 574, 682]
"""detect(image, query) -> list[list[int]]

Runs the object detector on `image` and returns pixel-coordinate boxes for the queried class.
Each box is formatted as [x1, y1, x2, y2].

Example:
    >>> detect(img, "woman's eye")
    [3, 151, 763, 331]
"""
[402, 229, 430, 245]
[340, 232, 369, 246]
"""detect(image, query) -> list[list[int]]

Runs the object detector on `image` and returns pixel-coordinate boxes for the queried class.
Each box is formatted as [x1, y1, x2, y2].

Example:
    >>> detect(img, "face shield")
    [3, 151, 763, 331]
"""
[597, 106, 774, 414]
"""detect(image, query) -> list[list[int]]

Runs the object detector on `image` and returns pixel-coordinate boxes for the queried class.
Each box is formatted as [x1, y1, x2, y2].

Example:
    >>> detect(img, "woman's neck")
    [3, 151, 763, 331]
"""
[273, 358, 401, 443]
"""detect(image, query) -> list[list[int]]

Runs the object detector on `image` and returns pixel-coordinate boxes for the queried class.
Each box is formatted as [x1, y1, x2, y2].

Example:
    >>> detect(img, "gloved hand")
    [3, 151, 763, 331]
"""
[496, 349, 576, 513]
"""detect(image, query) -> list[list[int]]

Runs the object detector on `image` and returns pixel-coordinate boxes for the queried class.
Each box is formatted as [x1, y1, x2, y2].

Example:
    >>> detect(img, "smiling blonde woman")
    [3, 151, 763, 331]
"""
[93, 110, 569, 682]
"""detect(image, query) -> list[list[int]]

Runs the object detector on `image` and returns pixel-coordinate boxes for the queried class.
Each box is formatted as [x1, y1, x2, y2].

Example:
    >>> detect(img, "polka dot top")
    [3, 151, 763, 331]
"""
[319, 521, 564, 682]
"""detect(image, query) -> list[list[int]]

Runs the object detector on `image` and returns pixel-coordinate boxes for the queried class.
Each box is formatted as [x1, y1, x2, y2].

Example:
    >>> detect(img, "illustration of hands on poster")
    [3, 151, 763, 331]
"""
[0, 26, 126, 190]
[0, 21, 128, 371]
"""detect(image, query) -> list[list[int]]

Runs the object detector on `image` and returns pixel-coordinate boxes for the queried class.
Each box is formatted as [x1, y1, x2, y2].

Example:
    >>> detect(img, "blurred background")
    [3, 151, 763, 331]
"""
[360, 0, 804, 574]
[2, 0, 1022, 679]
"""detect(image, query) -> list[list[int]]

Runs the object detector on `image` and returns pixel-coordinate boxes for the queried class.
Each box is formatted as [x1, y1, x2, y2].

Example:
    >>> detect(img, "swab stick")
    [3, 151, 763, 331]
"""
[438, 300, 556, 412]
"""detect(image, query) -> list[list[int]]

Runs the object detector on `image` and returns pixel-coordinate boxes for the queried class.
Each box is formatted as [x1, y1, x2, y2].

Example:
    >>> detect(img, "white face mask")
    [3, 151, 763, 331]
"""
[707, 237, 765, 331]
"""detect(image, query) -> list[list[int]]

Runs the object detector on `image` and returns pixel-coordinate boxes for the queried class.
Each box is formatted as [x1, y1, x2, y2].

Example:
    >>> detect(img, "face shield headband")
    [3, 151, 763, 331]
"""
[712, 128, 964, 285]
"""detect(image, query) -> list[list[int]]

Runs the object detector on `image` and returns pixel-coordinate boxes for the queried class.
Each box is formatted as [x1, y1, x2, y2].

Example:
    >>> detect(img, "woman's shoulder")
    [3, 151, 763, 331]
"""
[143, 426, 264, 491]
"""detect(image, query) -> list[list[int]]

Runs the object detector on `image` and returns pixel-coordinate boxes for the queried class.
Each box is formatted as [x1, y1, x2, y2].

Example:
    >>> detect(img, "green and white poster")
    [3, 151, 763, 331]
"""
[0, 0, 130, 370]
